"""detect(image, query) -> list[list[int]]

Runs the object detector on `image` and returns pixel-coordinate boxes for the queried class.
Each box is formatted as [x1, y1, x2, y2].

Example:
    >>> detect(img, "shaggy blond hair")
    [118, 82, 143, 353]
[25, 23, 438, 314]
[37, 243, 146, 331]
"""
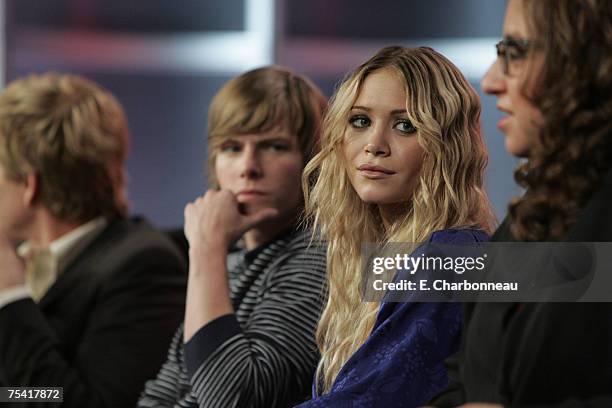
[303, 46, 496, 393]
[206, 65, 327, 187]
[0, 73, 129, 222]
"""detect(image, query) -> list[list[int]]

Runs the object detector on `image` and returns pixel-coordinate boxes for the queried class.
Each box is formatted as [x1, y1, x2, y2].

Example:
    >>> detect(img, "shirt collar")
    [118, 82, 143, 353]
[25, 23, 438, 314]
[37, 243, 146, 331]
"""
[18, 217, 108, 273]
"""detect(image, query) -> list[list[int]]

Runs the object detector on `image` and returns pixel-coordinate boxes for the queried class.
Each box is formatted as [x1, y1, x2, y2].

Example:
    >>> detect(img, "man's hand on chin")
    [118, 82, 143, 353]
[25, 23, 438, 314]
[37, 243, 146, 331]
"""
[0, 235, 25, 289]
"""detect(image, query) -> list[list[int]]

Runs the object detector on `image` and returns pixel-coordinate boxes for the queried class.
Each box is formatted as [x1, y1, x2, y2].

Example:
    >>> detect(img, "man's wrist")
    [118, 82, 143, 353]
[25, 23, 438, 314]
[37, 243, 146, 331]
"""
[189, 241, 229, 267]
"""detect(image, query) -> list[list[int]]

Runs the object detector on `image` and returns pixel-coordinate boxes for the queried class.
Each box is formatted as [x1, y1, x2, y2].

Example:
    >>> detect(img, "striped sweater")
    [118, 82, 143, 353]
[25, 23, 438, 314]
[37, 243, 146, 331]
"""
[137, 228, 327, 408]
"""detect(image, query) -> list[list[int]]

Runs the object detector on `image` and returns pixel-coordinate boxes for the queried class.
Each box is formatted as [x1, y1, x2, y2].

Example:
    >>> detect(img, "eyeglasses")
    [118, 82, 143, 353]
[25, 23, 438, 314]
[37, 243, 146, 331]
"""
[495, 38, 534, 76]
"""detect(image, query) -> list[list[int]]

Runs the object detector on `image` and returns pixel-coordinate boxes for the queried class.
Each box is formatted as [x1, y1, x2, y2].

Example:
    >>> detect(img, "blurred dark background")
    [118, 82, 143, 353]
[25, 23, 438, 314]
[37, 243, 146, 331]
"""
[1, 0, 519, 228]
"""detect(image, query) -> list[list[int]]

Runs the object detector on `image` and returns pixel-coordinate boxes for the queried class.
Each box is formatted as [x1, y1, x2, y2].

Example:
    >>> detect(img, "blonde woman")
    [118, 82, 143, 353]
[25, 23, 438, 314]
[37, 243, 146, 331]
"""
[296, 46, 495, 407]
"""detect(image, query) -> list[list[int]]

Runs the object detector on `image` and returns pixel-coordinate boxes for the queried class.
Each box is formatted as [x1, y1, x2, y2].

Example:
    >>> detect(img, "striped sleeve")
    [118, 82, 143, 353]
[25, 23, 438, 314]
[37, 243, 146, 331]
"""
[184, 243, 327, 408]
[137, 327, 187, 407]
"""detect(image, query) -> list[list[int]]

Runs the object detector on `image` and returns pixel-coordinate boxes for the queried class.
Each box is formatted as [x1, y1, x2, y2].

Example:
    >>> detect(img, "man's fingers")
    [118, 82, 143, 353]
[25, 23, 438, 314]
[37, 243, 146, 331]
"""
[184, 202, 193, 217]
[184, 203, 197, 228]
[184, 190, 277, 246]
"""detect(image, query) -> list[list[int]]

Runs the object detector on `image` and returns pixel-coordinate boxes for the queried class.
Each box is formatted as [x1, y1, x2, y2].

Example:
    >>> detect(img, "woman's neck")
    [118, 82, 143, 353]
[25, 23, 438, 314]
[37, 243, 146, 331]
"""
[378, 202, 411, 231]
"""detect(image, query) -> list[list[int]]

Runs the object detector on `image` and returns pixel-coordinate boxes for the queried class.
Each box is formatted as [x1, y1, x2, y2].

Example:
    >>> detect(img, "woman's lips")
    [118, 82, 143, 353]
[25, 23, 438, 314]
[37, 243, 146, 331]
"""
[357, 164, 396, 179]
[496, 105, 512, 131]
[498, 115, 510, 130]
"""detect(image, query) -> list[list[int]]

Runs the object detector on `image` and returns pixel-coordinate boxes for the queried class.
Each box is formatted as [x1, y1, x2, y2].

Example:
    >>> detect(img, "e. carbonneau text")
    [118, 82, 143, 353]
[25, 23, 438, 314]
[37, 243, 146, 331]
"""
[372, 279, 518, 292]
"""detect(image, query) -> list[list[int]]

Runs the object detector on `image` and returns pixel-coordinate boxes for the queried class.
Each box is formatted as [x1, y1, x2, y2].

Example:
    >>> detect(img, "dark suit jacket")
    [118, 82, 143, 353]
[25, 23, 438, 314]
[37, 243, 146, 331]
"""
[432, 173, 612, 407]
[0, 217, 187, 408]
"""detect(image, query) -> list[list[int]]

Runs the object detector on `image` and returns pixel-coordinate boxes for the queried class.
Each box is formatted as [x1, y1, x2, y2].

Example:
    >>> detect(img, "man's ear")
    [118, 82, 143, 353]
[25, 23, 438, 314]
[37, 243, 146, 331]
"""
[22, 172, 39, 207]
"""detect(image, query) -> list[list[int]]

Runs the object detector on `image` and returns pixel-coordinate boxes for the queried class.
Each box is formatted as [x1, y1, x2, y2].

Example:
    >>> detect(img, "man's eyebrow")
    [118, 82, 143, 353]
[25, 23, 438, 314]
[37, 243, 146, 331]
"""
[218, 138, 238, 144]
[257, 136, 291, 143]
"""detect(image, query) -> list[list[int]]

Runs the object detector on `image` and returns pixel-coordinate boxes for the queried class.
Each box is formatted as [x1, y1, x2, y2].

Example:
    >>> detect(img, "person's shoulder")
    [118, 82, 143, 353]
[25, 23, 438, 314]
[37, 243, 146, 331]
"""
[94, 216, 186, 268]
[284, 227, 325, 253]
[428, 228, 490, 245]
[273, 227, 327, 275]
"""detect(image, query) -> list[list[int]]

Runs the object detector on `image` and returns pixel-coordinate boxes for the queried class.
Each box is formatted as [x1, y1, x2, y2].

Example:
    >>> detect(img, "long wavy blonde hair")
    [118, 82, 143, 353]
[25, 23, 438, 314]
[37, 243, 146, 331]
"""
[302, 46, 496, 393]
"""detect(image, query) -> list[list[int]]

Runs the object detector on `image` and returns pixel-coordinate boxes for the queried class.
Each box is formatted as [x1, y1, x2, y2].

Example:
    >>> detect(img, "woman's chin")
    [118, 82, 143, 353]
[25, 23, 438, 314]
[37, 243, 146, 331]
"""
[504, 133, 532, 158]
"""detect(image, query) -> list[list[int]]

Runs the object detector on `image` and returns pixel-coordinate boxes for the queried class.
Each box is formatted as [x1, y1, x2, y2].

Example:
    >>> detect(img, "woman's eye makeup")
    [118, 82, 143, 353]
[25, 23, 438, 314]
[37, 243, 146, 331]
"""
[348, 113, 416, 134]
[349, 115, 371, 128]
[393, 119, 417, 134]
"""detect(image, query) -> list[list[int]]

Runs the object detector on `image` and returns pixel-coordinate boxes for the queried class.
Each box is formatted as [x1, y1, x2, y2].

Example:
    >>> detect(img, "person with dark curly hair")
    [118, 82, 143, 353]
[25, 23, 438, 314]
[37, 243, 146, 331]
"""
[429, 0, 612, 407]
